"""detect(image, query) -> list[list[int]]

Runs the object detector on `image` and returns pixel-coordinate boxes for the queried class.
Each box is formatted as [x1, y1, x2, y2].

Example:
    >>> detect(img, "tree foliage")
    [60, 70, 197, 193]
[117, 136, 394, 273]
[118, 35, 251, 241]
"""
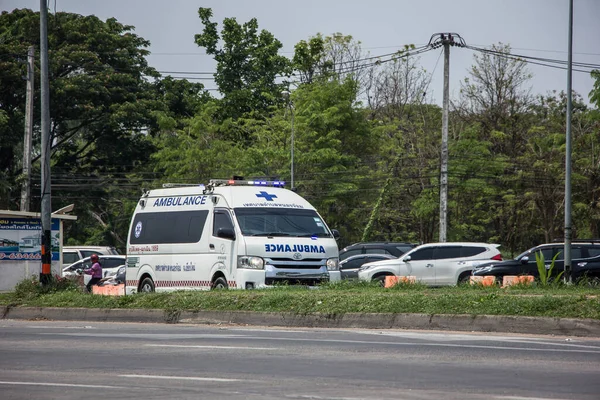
[194, 7, 291, 122]
[0, 9, 202, 248]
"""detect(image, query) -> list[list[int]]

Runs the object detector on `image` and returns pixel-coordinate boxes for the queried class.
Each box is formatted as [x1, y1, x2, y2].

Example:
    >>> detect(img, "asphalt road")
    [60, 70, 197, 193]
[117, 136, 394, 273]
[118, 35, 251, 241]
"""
[0, 320, 599, 400]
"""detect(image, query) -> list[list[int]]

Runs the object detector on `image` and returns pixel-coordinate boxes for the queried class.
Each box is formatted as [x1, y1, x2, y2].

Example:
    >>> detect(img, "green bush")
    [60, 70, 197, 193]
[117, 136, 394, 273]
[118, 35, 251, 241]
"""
[13, 275, 79, 300]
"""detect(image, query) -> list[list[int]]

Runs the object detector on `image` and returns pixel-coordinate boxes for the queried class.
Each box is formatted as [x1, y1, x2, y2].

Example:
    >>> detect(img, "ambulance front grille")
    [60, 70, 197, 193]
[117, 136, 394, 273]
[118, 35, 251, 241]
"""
[265, 257, 326, 269]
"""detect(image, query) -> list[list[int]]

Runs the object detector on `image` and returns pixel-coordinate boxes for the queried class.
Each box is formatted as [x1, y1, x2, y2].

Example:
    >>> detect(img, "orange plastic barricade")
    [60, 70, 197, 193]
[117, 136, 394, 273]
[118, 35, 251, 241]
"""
[92, 284, 125, 296]
[470, 276, 483, 285]
[502, 275, 534, 287]
[384, 276, 399, 288]
[399, 276, 417, 284]
[470, 276, 496, 286]
[385, 276, 416, 288]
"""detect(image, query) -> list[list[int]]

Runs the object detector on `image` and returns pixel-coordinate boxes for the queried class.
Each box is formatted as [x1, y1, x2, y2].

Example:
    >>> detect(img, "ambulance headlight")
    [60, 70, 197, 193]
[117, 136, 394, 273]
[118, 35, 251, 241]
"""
[238, 256, 264, 270]
[326, 257, 339, 271]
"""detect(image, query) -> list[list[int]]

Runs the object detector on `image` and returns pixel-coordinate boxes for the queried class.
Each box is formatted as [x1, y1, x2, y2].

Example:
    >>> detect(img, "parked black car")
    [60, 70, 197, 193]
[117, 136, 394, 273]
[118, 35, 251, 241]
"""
[339, 242, 417, 261]
[339, 253, 396, 280]
[472, 241, 600, 282]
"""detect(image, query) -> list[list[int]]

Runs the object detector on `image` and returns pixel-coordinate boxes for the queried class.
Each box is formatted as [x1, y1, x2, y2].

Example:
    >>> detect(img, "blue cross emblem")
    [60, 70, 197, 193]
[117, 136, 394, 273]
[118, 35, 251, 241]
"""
[256, 191, 278, 201]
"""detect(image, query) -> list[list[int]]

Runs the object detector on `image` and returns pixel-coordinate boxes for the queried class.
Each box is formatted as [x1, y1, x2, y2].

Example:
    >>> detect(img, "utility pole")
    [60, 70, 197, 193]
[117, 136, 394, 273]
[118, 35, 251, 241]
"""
[427, 33, 465, 243]
[564, 0, 574, 282]
[40, 0, 52, 285]
[20, 46, 34, 212]
[281, 90, 295, 190]
[290, 103, 295, 191]
[439, 35, 450, 243]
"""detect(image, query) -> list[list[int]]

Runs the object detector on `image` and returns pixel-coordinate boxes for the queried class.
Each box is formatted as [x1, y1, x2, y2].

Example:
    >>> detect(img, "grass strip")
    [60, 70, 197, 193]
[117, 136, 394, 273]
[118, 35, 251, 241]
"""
[1, 280, 599, 320]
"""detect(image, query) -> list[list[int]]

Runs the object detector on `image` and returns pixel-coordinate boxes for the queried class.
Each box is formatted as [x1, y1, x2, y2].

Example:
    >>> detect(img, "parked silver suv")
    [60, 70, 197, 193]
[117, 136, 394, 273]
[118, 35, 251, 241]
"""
[358, 242, 502, 286]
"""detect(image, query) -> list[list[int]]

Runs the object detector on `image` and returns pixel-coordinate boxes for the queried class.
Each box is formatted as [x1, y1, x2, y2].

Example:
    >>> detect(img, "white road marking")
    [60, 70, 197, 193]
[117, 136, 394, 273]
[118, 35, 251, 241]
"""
[0, 381, 124, 389]
[32, 331, 600, 353]
[496, 397, 571, 400]
[24, 325, 96, 329]
[227, 328, 313, 333]
[39, 333, 247, 339]
[225, 336, 600, 354]
[119, 374, 244, 382]
[354, 330, 596, 348]
[146, 344, 278, 350]
[285, 395, 371, 400]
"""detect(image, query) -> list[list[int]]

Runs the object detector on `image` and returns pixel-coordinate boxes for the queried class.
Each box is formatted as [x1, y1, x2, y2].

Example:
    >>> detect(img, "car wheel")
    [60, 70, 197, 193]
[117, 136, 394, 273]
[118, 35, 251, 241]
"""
[373, 275, 388, 287]
[211, 276, 228, 290]
[139, 277, 155, 293]
[457, 272, 471, 285]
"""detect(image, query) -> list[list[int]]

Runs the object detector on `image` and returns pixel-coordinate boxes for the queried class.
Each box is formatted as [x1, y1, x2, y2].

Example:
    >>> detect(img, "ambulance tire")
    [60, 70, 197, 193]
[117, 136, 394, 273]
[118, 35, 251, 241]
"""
[139, 277, 155, 293]
[211, 276, 228, 290]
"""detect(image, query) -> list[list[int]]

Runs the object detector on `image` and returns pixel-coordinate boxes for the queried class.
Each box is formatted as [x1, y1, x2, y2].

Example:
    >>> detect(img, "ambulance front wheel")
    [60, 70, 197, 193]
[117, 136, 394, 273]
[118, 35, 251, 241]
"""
[139, 277, 155, 293]
[211, 276, 228, 290]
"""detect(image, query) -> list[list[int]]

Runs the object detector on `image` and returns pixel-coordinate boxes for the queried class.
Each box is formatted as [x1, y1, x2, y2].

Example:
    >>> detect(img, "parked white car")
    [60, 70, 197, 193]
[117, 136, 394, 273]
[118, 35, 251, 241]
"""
[62, 255, 126, 285]
[357, 242, 502, 286]
[62, 246, 119, 269]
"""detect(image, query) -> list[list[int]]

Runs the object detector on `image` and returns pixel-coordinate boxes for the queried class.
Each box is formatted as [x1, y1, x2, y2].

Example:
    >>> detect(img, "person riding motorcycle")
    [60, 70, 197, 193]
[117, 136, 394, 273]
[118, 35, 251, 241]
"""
[83, 254, 103, 293]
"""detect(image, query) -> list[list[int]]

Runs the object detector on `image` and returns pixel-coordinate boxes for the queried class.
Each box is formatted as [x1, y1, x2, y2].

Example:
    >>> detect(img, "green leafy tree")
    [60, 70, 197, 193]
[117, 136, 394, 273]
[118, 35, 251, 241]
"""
[290, 78, 384, 243]
[195, 8, 291, 122]
[151, 76, 212, 132]
[457, 43, 533, 157]
[0, 9, 166, 249]
[292, 35, 332, 84]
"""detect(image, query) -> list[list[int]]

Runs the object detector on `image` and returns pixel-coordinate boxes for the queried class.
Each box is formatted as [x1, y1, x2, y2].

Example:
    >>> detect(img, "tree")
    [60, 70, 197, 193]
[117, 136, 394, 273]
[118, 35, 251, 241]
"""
[292, 35, 332, 84]
[151, 76, 211, 133]
[457, 43, 533, 157]
[590, 70, 600, 109]
[0, 9, 165, 249]
[365, 55, 430, 121]
[292, 34, 372, 92]
[289, 77, 386, 243]
[195, 8, 291, 122]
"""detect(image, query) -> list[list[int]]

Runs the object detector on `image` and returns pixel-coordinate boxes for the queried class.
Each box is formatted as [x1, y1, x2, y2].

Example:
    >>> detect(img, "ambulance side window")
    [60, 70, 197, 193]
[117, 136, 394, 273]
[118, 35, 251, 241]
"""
[130, 210, 208, 244]
[213, 209, 234, 237]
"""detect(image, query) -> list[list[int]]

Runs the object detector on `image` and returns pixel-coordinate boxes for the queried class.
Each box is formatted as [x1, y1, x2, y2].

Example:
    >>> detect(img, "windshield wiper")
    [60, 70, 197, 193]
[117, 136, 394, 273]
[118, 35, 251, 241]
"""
[251, 232, 292, 237]
[297, 232, 331, 238]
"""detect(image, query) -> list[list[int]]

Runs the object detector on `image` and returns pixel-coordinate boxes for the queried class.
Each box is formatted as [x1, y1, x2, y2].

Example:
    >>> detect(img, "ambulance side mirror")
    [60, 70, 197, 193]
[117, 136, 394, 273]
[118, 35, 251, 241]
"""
[217, 227, 236, 240]
[332, 229, 340, 239]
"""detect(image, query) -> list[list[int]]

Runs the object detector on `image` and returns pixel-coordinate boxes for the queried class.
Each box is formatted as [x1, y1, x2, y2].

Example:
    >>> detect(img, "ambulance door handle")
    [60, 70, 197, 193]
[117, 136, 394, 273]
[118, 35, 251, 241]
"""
[209, 244, 215, 250]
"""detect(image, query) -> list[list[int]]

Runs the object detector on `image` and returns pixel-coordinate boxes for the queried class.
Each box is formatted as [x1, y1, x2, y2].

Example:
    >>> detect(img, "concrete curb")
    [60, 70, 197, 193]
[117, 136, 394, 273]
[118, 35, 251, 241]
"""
[2, 306, 599, 337]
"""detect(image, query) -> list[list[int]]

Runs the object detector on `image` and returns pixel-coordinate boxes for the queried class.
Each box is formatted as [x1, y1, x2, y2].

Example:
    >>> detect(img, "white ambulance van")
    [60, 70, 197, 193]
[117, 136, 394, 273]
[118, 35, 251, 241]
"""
[125, 179, 340, 293]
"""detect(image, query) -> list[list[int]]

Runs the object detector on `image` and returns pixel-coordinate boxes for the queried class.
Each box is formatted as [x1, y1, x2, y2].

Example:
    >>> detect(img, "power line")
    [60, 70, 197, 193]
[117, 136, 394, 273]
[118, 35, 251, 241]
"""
[468, 45, 600, 58]
[465, 45, 600, 74]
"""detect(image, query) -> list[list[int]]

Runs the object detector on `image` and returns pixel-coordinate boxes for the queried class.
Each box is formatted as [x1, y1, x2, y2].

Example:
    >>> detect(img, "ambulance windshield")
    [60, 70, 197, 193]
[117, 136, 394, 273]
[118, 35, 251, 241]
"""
[234, 208, 332, 238]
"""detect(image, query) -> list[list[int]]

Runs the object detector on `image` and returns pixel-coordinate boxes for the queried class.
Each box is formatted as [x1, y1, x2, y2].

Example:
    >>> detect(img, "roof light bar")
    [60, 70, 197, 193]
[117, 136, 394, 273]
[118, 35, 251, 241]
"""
[162, 183, 206, 190]
[210, 179, 286, 187]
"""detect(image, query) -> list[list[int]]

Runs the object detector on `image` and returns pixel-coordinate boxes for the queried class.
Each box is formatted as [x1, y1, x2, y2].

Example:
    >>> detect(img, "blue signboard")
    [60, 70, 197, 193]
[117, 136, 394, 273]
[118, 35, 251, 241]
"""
[0, 218, 60, 261]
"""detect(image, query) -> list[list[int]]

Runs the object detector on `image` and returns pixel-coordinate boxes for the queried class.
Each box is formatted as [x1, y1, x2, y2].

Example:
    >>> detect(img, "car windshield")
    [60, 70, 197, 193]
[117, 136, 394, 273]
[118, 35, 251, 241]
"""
[234, 208, 332, 238]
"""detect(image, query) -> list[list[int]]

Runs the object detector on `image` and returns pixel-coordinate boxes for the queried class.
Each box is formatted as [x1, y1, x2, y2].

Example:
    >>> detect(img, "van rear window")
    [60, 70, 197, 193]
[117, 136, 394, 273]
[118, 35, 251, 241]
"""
[129, 210, 208, 244]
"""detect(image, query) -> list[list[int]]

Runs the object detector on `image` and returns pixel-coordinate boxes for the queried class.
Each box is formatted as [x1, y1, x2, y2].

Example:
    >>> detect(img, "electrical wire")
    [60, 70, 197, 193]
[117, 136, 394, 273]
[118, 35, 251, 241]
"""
[465, 45, 600, 74]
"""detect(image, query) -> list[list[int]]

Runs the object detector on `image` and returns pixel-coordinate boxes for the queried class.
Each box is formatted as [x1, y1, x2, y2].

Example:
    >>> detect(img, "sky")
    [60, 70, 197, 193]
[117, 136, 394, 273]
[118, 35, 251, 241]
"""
[3, 0, 600, 106]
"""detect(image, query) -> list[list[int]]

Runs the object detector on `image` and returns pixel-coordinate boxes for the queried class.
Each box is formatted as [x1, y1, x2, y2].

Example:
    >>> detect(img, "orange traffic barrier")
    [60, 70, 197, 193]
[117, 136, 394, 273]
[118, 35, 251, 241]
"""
[502, 275, 534, 287]
[384, 276, 416, 288]
[399, 276, 417, 284]
[470, 276, 496, 286]
[92, 284, 125, 296]
[384, 276, 399, 288]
